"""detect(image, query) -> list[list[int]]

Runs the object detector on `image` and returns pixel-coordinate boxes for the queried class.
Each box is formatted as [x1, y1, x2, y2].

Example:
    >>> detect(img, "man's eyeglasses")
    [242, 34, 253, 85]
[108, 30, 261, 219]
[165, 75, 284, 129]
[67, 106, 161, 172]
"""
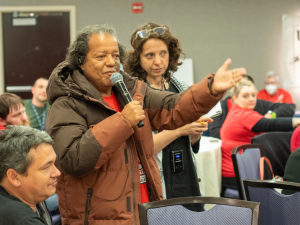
[135, 27, 166, 39]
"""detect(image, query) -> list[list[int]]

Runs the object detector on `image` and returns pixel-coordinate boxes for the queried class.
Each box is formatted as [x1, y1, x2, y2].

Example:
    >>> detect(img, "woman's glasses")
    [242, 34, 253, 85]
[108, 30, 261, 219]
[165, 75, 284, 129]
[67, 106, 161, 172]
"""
[135, 27, 166, 39]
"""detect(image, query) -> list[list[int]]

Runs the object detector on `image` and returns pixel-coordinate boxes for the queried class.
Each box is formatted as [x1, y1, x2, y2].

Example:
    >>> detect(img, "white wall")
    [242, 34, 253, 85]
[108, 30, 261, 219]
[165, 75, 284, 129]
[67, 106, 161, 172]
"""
[0, 0, 300, 104]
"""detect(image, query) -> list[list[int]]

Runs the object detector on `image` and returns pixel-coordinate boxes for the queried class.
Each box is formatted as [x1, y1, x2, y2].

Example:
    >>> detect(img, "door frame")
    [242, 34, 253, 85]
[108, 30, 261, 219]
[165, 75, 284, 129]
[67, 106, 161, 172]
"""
[0, 5, 76, 94]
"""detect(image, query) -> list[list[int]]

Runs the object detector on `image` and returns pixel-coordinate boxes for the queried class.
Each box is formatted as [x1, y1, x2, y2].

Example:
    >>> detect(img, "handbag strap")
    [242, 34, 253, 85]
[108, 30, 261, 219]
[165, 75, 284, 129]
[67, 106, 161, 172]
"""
[260, 156, 274, 180]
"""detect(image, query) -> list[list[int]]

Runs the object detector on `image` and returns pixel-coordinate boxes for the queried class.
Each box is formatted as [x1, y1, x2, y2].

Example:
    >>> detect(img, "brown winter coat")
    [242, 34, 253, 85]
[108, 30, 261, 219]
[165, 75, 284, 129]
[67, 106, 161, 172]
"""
[45, 61, 224, 225]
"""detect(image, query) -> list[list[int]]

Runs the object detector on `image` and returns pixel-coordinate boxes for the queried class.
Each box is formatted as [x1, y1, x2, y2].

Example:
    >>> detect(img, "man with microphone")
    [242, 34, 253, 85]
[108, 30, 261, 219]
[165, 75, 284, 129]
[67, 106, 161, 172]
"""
[46, 24, 246, 225]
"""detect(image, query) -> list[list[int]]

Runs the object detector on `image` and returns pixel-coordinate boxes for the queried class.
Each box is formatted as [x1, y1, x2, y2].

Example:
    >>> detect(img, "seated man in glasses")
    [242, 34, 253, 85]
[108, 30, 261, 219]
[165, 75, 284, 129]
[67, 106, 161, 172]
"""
[209, 75, 295, 139]
[45, 24, 246, 225]
[0, 126, 61, 225]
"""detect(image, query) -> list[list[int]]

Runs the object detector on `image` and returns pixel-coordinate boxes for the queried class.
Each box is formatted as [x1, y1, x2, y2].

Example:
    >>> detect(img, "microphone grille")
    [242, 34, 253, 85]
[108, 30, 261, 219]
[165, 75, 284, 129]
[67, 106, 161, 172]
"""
[110, 72, 123, 85]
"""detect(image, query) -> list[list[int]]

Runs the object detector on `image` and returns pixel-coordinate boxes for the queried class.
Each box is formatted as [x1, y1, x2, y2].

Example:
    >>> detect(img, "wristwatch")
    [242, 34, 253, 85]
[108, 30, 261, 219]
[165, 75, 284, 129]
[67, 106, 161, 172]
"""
[267, 110, 277, 119]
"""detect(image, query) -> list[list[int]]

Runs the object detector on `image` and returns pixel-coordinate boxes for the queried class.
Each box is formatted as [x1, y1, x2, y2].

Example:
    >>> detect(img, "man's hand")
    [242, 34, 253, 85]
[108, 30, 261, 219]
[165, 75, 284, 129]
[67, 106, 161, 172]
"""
[212, 58, 247, 95]
[121, 101, 145, 128]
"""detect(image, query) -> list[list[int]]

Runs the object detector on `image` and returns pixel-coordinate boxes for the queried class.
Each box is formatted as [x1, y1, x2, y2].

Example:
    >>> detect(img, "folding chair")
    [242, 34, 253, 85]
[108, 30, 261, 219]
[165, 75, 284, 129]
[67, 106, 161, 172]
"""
[139, 196, 259, 225]
[231, 144, 263, 200]
[244, 180, 300, 225]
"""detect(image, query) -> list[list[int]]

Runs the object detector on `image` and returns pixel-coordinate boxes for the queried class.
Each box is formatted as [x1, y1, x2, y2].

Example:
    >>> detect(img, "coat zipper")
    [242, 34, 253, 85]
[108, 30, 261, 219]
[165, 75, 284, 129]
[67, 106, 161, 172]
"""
[127, 139, 137, 225]
[84, 188, 93, 225]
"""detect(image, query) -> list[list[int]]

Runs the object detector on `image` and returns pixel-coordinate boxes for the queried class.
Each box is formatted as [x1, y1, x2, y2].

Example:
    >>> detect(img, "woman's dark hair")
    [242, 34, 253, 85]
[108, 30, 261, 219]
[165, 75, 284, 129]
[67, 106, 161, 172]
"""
[124, 23, 184, 82]
[66, 24, 126, 71]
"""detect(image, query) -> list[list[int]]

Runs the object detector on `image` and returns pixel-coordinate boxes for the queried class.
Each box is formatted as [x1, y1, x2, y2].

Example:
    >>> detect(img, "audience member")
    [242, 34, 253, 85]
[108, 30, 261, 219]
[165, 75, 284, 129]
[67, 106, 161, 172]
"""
[257, 71, 294, 103]
[45, 24, 245, 224]
[0, 92, 58, 219]
[282, 147, 300, 195]
[24, 78, 50, 131]
[209, 75, 295, 139]
[0, 126, 61, 225]
[220, 78, 300, 195]
[290, 125, 300, 152]
[0, 93, 29, 130]
[124, 23, 211, 211]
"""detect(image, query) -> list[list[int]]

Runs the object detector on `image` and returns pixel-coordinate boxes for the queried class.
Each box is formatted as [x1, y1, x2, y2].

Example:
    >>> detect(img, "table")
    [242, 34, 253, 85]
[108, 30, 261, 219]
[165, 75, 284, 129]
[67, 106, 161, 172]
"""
[194, 136, 222, 198]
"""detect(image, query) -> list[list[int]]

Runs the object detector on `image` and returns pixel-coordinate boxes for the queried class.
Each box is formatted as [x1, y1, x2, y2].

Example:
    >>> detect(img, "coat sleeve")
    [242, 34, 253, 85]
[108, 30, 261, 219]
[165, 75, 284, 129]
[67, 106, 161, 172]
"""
[267, 101, 295, 117]
[144, 74, 224, 131]
[45, 97, 134, 177]
[282, 148, 300, 195]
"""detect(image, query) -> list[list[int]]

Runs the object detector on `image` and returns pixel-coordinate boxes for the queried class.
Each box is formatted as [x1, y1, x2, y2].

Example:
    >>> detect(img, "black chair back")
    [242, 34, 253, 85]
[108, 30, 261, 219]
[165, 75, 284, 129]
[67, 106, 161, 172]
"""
[251, 132, 292, 177]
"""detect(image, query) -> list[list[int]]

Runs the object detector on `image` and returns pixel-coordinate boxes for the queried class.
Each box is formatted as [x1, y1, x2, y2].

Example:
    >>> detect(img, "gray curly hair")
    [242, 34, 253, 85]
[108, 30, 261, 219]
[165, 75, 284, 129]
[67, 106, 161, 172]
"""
[66, 24, 126, 71]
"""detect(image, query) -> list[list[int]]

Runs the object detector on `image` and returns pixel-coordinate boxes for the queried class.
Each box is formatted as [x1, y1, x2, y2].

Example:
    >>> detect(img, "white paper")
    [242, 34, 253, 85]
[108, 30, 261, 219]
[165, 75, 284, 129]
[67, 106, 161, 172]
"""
[202, 101, 222, 118]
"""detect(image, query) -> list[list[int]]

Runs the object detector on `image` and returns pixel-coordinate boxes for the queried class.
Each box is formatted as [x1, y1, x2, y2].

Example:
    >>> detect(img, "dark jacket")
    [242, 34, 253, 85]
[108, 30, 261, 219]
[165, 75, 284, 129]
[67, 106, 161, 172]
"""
[156, 78, 202, 211]
[209, 96, 295, 139]
[282, 147, 300, 195]
[45, 61, 223, 225]
[0, 185, 52, 225]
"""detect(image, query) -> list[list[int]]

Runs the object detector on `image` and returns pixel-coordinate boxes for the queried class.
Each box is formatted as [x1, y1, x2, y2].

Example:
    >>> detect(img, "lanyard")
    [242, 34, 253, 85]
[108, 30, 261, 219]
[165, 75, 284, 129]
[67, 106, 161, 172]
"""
[31, 102, 46, 131]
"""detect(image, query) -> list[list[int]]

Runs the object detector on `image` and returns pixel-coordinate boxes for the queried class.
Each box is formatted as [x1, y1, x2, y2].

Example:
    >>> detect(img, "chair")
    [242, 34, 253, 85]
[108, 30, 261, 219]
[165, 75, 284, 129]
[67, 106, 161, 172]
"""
[231, 144, 263, 200]
[139, 196, 259, 225]
[251, 132, 292, 177]
[244, 180, 300, 225]
[51, 214, 61, 225]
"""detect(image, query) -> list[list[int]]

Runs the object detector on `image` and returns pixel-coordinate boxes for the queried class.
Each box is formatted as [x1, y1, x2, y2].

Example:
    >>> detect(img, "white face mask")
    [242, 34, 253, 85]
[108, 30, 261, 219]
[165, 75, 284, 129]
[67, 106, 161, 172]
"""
[265, 84, 277, 95]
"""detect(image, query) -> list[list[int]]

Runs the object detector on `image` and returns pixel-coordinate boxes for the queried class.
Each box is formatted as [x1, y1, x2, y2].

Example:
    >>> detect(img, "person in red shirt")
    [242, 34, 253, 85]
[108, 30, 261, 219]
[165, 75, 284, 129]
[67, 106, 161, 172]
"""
[0, 93, 29, 129]
[220, 78, 300, 195]
[257, 71, 294, 104]
[290, 125, 300, 152]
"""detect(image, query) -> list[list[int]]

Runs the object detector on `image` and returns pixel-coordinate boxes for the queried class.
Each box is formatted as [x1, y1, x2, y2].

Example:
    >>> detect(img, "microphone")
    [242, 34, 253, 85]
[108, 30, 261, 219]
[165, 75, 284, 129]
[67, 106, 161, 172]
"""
[110, 72, 144, 128]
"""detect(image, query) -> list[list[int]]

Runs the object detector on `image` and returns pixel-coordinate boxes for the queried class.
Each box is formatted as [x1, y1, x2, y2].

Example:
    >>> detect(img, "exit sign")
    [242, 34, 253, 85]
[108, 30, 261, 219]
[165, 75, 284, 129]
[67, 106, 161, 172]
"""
[132, 3, 143, 13]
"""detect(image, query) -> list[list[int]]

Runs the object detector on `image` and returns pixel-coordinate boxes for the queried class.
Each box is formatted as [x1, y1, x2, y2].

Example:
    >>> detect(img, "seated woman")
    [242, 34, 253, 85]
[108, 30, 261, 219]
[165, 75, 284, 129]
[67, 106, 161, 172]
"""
[290, 125, 300, 152]
[124, 23, 213, 211]
[220, 78, 300, 194]
[209, 75, 295, 139]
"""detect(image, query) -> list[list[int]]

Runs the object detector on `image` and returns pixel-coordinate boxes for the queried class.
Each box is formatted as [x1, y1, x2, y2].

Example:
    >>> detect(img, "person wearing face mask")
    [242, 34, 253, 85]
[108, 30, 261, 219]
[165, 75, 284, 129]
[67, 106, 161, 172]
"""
[257, 71, 294, 104]
[220, 78, 300, 195]
[209, 75, 295, 140]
